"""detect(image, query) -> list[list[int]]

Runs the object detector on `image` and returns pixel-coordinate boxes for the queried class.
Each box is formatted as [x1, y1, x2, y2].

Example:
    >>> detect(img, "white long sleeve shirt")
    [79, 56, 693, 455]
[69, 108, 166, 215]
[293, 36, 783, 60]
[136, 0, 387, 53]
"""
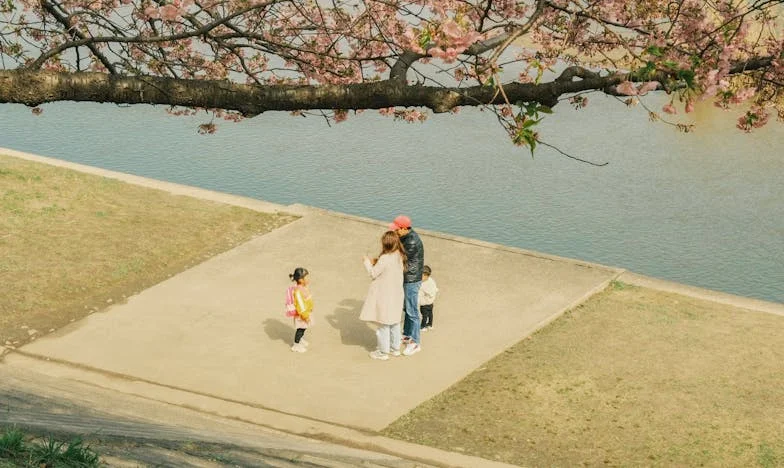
[418, 277, 439, 306]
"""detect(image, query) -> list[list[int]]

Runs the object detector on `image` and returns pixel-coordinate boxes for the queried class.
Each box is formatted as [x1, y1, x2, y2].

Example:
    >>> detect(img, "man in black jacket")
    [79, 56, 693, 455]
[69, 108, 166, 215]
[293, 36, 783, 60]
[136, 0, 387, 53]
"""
[389, 215, 424, 356]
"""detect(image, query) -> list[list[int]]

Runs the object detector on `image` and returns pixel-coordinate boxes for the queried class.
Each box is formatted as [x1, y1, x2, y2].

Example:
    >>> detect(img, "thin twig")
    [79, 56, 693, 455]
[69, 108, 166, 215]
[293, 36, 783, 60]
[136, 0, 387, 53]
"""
[538, 140, 609, 166]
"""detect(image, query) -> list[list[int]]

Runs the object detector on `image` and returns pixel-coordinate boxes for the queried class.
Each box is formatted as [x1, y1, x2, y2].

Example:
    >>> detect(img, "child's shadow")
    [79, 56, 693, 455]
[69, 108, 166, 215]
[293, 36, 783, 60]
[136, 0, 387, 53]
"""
[263, 318, 293, 345]
[325, 299, 376, 351]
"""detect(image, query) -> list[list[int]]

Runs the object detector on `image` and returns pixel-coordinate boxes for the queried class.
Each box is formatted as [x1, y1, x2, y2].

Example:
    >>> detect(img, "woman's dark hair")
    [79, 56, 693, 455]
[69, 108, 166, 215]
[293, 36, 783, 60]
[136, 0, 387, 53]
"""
[423, 265, 432, 276]
[289, 267, 309, 282]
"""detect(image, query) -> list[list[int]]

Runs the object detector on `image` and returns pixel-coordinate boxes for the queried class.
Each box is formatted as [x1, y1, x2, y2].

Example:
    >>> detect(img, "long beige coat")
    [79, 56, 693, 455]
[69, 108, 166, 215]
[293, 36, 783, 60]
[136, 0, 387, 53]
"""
[359, 251, 404, 325]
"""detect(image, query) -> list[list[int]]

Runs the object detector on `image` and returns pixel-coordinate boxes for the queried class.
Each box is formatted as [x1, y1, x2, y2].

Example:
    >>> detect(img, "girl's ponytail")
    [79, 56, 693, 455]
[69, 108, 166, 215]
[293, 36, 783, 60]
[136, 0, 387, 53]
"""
[289, 267, 309, 282]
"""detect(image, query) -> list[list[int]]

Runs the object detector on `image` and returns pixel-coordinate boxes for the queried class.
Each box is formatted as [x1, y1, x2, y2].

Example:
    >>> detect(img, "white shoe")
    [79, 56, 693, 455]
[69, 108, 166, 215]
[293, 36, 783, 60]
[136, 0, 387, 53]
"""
[300, 338, 309, 347]
[390, 349, 401, 357]
[421, 327, 428, 332]
[369, 350, 389, 361]
[290, 343, 307, 353]
[403, 342, 421, 356]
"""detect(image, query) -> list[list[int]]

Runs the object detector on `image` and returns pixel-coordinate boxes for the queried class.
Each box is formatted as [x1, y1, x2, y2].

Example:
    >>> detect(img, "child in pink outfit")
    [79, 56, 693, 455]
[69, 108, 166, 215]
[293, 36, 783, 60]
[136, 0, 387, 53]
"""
[285, 267, 312, 353]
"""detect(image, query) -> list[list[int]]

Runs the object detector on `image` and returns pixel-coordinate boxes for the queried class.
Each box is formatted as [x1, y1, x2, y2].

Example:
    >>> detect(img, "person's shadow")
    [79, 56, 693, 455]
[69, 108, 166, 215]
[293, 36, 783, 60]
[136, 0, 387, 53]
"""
[325, 298, 376, 351]
[263, 318, 294, 345]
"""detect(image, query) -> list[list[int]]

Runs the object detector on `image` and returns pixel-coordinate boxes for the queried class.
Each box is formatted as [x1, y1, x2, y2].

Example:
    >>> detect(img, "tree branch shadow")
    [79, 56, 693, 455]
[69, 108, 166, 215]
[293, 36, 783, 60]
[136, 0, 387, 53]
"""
[324, 298, 376, 351]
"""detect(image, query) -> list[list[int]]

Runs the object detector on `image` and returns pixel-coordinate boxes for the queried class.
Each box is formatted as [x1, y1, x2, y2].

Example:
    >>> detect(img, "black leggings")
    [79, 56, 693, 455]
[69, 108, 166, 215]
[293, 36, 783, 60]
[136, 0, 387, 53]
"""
[294, 328, 306, 343]
[420, 304, 433, 328]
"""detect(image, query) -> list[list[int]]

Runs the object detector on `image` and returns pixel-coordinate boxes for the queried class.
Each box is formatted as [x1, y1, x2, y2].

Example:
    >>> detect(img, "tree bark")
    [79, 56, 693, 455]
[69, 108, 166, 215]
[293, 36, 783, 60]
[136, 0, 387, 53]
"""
[0, 62, 769, 115]
[0, 69, 627, 115]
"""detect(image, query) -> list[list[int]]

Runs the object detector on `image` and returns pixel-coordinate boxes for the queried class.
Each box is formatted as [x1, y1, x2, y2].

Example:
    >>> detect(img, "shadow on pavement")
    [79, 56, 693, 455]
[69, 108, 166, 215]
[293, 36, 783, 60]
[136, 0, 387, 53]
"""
[325, 299, 376, 351]
[263, 318, 294, 345]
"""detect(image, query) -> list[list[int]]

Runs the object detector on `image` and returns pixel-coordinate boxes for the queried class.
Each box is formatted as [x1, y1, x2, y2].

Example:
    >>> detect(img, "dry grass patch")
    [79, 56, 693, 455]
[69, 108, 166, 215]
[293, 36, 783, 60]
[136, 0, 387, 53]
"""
[384, 282, 784, 467]
[1, 154, 297, 347]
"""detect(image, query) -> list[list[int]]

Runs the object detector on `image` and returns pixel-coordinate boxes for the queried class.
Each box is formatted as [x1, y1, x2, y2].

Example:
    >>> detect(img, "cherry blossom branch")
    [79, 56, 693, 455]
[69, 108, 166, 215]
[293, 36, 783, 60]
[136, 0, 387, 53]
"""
[28, 1, 281, 69]
[39, 0, 118, 74]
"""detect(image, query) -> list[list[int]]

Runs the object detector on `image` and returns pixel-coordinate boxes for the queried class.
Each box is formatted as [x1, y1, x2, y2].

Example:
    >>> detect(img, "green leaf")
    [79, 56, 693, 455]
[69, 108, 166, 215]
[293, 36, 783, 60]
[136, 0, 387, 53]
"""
[537, 105, 553, 114]
[636, 61, 657, 80]
[677, 69, 696, 87]
[418, 30, 431, 50]
[524, 133, 537, 157]
[645, 45, 663, 57]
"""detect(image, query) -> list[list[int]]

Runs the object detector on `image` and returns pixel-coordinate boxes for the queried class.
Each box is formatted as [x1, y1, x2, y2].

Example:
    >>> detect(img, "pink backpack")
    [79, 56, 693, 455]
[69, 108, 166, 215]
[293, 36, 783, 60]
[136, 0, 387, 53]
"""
[285, 285, 298, 317]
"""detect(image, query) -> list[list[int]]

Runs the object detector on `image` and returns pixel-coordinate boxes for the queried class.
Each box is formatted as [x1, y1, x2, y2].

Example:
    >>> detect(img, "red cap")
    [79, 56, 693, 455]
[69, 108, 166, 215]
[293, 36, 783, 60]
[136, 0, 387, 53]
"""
[389, 215, 412, 230]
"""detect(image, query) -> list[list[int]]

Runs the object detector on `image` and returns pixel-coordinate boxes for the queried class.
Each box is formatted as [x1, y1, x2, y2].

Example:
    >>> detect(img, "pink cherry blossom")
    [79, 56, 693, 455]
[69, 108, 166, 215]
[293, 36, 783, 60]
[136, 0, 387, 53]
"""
[0, 0, 780, 141]
[427, 47, 446, 59]
[442, 48, 458, 63]
[616, 81, 638, 96]
[333, 110, 349, 122]
[734, 88, 756, 102]
[160, 5, 180, 21]
[637, 81, 659, 95]
[736, 109, 769, 132]
[441, 20, 462, 40]
[142, 6, 159, 19]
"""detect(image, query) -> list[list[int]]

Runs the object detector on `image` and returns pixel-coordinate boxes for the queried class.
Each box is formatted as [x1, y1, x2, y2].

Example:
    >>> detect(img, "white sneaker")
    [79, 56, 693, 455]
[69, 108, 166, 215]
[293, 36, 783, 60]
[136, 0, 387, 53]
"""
[421, 327, 428, 332]
[300, 338, 309, 347]
[369, 350, 389, 361]
[290, 343, 307, 353]
[403, 343, 421, 356]
[390, 349, 401, 357]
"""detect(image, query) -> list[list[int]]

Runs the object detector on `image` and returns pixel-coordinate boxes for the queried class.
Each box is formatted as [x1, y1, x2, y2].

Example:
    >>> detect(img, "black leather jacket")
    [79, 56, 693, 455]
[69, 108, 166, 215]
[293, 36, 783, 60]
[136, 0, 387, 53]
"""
[400, 229, 424, 283]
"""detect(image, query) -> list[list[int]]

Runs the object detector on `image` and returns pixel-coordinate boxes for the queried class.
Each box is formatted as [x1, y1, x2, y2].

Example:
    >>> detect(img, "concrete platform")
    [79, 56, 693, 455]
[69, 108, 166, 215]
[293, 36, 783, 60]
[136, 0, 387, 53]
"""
[11, 206, 619, 431]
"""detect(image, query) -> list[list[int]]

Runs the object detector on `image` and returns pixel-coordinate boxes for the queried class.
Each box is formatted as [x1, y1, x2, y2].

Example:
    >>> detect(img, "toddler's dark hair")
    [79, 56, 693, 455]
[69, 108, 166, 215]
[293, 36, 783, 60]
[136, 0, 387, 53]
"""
[423, 265, 432, 276]
[289, 267, 309, 282]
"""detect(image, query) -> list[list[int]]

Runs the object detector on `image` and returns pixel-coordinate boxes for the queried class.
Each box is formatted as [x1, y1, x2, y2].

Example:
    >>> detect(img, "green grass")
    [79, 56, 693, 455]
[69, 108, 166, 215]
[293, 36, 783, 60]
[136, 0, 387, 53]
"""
[758, 442, 780, 468]
[0, 427, 100, 467]
[32, 436, 99, 467]
[0, 428, 24, 458]
[0, 153, 297, 346]
[384, 284, 784, 467]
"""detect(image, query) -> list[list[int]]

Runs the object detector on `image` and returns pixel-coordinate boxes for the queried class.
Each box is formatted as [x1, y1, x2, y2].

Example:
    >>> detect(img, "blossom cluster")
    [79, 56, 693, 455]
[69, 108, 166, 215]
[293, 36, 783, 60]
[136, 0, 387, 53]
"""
[1, 0, 781, 134]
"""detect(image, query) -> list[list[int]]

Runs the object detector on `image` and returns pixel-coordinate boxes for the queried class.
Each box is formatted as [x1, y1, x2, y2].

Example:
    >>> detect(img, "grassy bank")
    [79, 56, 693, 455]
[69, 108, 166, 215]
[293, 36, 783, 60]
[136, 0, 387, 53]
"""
[0, 154, 296, 347]
[384, 282, 784, 467]
[0, 427, 99, 467]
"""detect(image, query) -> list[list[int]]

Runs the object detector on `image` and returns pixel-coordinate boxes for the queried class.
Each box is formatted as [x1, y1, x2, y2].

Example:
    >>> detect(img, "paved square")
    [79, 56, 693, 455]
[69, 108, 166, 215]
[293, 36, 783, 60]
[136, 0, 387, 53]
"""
[19, 209, 618, 430]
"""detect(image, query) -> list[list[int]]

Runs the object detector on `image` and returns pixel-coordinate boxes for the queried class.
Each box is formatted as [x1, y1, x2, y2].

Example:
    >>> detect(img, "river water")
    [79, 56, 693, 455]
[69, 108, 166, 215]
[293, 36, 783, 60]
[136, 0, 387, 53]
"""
[1, 95, 782, 303]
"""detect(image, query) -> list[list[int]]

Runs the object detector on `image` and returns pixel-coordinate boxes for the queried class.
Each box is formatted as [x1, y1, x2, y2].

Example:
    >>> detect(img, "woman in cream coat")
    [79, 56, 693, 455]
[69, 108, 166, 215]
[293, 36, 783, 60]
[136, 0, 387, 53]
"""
[360, 231, 407, 361]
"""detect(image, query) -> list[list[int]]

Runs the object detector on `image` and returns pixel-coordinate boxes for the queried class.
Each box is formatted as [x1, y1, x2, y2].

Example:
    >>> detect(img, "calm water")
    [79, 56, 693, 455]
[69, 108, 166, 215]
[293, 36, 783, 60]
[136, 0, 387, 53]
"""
[1, 96, 782, 303]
